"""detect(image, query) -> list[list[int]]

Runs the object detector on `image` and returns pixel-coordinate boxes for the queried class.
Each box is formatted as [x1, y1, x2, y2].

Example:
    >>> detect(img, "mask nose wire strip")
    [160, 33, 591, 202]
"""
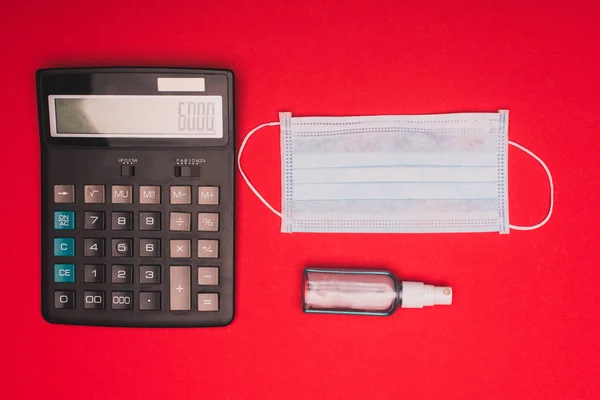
[508, 141, 554, 231]
[237, 121, 282, 218]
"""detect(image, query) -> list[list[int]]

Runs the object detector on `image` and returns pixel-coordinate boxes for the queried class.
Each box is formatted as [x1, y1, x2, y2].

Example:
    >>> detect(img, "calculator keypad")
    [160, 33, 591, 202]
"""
[48, 181, 228, 326]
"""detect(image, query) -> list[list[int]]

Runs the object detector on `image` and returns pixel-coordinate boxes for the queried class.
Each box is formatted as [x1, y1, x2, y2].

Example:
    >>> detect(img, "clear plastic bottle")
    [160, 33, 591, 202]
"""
[302, 268, 452, 316]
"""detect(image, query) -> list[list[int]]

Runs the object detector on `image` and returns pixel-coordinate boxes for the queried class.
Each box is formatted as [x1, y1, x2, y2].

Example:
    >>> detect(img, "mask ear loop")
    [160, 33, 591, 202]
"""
[237, 121, 282, 217]
[508, 141, 554, 231]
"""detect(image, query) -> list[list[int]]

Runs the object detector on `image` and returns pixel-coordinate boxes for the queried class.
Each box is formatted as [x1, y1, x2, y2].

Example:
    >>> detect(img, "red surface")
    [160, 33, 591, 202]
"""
[2, 1, 600, 399]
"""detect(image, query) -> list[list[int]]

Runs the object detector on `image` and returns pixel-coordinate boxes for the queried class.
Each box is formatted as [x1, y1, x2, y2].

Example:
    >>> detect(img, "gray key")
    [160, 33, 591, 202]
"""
[84, 185, 105, 203]
[198, 186, 219, 205]
[197, 293, 219, 312]
[139, 186, 161, 204]
[170, 212, 191, 231]
[112, 185, 133, 204]
[170, 239, 191, 258]
[54, 185, 75, 203]
[170, 186, 191, 204]
[170, 266, 190, 310]
[198, 240, 219, 258]
[198, 267, 219, 285]
[198, 213, 219, 232]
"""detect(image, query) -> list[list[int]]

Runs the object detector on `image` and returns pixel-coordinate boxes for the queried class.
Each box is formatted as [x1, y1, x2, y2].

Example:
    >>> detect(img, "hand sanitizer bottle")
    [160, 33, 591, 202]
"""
[302, 268, 452, 316]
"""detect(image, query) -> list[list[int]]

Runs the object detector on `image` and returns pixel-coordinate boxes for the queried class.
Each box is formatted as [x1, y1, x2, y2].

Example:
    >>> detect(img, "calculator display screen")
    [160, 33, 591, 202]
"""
[49, 95, 224, 138]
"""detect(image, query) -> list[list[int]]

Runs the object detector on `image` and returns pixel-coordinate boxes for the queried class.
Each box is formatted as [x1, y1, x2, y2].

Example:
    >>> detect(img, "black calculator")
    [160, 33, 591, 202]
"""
[37, 67, 235, 327]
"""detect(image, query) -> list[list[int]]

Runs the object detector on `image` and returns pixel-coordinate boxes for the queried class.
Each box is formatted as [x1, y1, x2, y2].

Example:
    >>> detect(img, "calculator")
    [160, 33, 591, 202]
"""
[37, 67, 235, 327]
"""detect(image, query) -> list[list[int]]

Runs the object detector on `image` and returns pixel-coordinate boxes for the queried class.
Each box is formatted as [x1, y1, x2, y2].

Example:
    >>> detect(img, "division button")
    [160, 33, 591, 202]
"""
[170, 212, 191, 231]
[170, 266, 191, 311]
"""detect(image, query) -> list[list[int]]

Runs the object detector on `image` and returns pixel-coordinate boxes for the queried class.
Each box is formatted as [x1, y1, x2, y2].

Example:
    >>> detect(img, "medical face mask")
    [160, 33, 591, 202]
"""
[238, 110, 553, 234]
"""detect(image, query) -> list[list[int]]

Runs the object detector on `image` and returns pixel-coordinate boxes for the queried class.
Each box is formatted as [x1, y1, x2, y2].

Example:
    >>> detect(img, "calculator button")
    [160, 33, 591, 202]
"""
[54, 264, 75, 283]
[112, 239, 133, 257]
[120, 165, 135, 177]
[170, 240, 191, 258]
[111, 291, 133, 310]
[84, 291, 105, 309]
[198, 267, 219, 285]
[54, 238, 75, 256]
[197, 293, 219, 312]
[140, 239, 161, 257]
[111, 185, 133, 204]
[170, 186, 191, 204]
[84, 185, 105, 204]
[84, 211, 105, 230]
[198, 186, 219, 205]
[54, 185, 75, 203]
[84, 264, 105, 283]
[54, 211, 75, 230]
[198, 240, 219, 258]
[139, 292, 161, 311]
[112, 212, 133, 231]
[139, 212, 161, 231]
[139, 186, 161, 204]
[140, 265, 161, 284]
[198, 213, 219, 232]
[54, 290, 75, 309]
[170, 266, 191, 310]
[112, 265, 133, 284]
[84, 238, 105, 257]
[170, 212, 191, 231]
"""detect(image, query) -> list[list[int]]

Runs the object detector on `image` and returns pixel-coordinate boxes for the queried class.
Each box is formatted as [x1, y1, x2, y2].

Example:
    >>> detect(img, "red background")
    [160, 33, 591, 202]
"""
[2, 1, 599, 399]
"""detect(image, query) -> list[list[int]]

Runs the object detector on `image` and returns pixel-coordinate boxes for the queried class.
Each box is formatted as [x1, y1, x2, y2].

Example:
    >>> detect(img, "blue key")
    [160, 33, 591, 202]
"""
[54, 264, 75, 283]
[54, 211, 75, 230]
[54, 238, 75, 256]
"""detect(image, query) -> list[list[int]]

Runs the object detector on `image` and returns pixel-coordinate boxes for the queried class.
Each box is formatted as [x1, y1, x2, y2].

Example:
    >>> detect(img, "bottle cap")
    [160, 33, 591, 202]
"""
[401, 281, 453, 308]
